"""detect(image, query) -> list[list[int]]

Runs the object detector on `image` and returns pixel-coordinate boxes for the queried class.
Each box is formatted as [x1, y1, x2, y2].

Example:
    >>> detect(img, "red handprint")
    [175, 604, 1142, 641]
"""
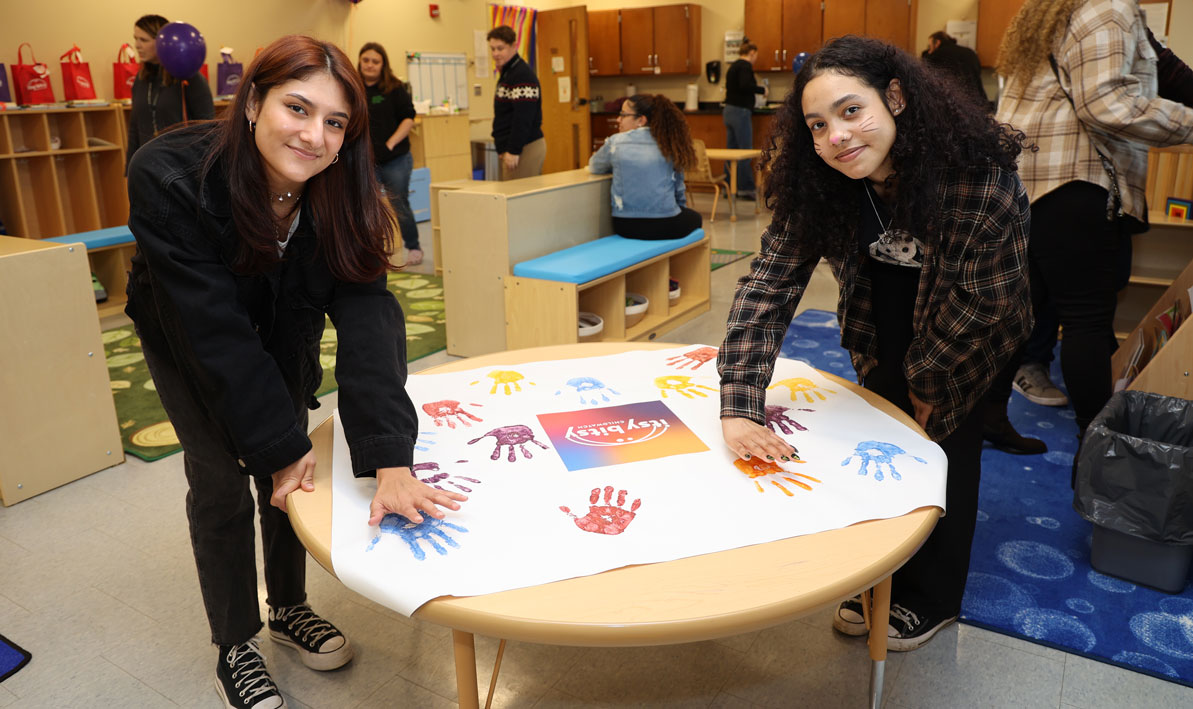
[422, 400, 484, 429]
[665, 346, 718, 370]
[560, 486, 642, 535]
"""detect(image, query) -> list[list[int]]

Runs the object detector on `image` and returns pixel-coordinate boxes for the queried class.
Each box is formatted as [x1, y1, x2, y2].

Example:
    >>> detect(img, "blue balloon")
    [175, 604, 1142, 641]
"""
[792, 51, 810, 73]
[155, 21, 206, 78]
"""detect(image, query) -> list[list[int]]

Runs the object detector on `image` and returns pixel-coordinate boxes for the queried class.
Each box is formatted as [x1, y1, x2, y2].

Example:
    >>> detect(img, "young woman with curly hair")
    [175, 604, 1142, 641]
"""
[717, 35, 1032, 651]
[588, 93, 702, 240]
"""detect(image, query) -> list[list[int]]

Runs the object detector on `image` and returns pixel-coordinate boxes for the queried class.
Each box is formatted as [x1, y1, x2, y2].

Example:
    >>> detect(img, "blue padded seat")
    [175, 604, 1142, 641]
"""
[44, 226, 134, 250]
[512, 229, 704, 284]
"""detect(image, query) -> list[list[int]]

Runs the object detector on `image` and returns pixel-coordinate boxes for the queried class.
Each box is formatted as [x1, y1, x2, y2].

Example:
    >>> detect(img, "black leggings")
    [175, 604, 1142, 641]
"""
[612, 207, 702, 240]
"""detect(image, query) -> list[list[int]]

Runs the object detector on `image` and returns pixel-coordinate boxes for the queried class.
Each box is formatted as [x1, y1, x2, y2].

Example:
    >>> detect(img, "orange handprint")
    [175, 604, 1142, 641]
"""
[768, 377, 837, 403]
[470, 370, 536, 395]
[665, 346, 718, 370]
[732, 457, 822, 496]
[560, 486, 642, 535]
[654, 375, 717, 399]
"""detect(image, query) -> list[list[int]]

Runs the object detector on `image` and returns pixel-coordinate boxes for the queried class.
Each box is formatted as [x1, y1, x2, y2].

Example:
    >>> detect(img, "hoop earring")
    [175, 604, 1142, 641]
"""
[331, 153, 339, 165]
[248, 119, 255, 133]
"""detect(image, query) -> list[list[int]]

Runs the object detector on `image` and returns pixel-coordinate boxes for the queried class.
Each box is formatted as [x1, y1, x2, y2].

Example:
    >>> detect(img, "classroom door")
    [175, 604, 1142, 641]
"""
[536, 5, 593, 174]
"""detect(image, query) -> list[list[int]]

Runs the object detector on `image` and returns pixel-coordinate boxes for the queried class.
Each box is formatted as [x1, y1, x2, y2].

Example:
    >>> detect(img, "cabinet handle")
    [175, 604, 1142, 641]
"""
[589, 56, 594, 70]
[774, 50, 779, 62]
[782, 49, 787, 62]
[648, 54, 652, 66]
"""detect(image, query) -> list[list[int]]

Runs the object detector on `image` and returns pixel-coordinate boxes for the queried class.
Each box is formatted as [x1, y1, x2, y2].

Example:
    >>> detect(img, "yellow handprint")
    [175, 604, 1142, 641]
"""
[768, 377, 837, 403]
[732, 458, 822, 496]
[470, 370, 536, 396]
[654, 375, 717, 399]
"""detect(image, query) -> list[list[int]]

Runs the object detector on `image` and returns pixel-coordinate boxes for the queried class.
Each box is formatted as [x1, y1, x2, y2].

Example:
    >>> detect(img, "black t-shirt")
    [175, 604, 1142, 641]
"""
[858, 182, 920, 360]
[365, 83, 417, 164]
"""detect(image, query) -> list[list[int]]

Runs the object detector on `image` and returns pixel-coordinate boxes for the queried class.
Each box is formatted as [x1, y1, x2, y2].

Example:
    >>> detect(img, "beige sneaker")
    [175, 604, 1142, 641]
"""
[1013, 362, 1069, 406]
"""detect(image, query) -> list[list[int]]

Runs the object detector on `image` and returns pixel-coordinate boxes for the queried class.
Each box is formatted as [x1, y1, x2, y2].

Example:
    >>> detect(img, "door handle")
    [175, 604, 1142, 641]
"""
[774, 50, 779, 62]
[782, 49, 787, 62]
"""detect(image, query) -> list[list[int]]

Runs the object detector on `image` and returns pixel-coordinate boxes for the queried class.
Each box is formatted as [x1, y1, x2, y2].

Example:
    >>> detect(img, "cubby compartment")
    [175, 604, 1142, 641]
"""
[8, 114, 51, 153]
[625, 260, 669, 340]
[90, 150, 129, 227]
[83, 109, 123, 148]
[54, 154, 101, 233]
[0, 120, 13, 154]
[0, 160, 27, 236]
[579, 277, 627, 341]
[47, 112, 86, 151]
[15, 156, 65, 237]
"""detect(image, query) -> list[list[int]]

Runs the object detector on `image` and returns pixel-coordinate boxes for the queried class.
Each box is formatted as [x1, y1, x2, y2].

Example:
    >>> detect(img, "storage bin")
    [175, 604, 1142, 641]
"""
[578, 312, 604, 343]
[625, 293, 648, 329]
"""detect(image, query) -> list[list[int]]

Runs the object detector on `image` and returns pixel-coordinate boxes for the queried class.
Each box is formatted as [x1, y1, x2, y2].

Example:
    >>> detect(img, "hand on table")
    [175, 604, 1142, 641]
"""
[368, 466, 467, 526]
[271, 450, 317, 512]
[721, 416, 799, 463]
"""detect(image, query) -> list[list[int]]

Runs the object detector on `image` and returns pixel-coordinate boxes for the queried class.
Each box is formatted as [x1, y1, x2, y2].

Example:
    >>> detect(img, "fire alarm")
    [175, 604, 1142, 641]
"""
[429, 4, 439, 18]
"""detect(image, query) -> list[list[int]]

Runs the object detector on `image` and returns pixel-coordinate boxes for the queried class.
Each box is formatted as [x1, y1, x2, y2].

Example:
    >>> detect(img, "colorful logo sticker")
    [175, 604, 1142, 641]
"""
[537, 401, 709, 471]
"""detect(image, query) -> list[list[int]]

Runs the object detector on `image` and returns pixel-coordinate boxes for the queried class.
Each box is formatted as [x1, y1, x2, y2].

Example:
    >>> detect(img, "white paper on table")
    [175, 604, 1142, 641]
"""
[331, 346, 947, 616]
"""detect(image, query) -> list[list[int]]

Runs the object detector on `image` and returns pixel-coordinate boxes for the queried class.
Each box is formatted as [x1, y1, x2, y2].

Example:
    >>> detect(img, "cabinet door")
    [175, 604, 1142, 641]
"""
[589, 10, 621, 76]
[620, 7, 656, 76]
[783, 0, 823, 61]
[746, 0, 785, 72]
[654, 4, 693, 74]
[977, 0, 1027, 68]
[865, 0, 910, 52]
[823, 0, 866, 44]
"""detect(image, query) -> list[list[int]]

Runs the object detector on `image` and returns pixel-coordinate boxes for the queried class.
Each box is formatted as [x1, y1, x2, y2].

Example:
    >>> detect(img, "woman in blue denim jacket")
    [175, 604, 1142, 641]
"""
[588, 94, 702, 240]
[125, 36, 466, 708]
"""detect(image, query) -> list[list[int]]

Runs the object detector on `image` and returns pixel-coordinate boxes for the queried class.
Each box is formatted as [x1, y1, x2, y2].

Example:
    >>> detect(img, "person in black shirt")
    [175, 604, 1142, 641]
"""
[723, 41, 766, 199]
[922, 31, 987, 107]
[488, 25, 545, 180]
[126, 14, 214, 170]
[359, 42, 422, 265]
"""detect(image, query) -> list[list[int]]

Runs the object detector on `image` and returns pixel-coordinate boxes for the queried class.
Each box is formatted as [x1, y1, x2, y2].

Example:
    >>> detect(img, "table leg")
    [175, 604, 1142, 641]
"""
[728, 160, 739, 222]
[754, 164, 762, 215]
[452, 629, 480, 709]
[868, 577, 892, 709]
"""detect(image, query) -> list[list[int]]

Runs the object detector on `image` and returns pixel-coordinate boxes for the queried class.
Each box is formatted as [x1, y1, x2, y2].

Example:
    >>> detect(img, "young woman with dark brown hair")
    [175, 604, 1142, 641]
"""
[125, 35, 466, 708]
[588, 93, 702, 240]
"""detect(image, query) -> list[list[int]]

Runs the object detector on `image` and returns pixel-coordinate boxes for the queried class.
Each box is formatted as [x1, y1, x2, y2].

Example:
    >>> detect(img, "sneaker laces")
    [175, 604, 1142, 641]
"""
[890, 604, 921, 630]
[225, 640, 279, 703]
[273, 604, 337, 646]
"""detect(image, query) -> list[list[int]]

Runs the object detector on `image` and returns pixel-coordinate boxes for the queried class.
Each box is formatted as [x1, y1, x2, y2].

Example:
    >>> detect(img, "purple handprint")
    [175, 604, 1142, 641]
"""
[467, 424, 550, 462]
[765, 405, 814, 435]
[411, 461, 481, 493]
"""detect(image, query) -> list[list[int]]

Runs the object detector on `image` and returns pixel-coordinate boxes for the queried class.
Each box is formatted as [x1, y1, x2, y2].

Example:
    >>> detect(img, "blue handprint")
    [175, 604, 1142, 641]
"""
[554, 376, 621, 406]
[366, 514, 469, 560]
[414, 431, 438, 452]
[841, 441, 927, 482]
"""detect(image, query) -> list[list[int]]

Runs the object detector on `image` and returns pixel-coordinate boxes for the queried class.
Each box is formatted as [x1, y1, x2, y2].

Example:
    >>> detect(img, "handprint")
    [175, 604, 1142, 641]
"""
[421, 400, 484, 429]
[665, 346, 718, 370]
[560, 486, 642, 535]
[768, 377, 837, 403]
[841, 441, 926, 482]
[654, 375, 718, 399]
[732, 457, 821, 496]
[764, 405, 814, 435]
[470, 370, 535, 395]
[411, 461, 481, 493]
[413, 431, 439, 452]
[556, 376, 621, 406]
[467, 424, 550, 462]
[366, 514, 469, 560]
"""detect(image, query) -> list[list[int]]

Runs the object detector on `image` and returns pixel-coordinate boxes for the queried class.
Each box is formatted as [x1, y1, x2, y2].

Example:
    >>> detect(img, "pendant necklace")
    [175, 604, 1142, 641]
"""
[864, 182, 894, 243]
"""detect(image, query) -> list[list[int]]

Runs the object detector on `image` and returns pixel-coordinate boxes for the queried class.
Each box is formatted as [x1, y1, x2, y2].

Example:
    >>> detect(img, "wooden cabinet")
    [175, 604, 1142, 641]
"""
[746, 0, 824, 72]
[589, 9, 622, 76]
[821, 0, 912, 53]
[409, 113, 472, 182]
[977, 0, 1027, 68]
[618, 4, 702, 76]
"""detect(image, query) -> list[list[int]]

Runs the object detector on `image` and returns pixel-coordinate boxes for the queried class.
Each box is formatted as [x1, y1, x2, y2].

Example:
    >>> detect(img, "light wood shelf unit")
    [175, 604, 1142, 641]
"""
[410, 113, 473, 183]
[0, 105, 133, 317]
[504, 237, 710, 350]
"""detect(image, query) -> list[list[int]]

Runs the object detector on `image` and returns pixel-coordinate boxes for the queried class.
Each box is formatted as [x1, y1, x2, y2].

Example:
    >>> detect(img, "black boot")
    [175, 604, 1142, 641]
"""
[982, 406, 1047, 455]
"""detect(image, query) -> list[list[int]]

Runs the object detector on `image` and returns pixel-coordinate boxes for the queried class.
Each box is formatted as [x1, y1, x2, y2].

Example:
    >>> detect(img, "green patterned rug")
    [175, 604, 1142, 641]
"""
[710, 248, 753, 271]
[105, 272, 446, 462]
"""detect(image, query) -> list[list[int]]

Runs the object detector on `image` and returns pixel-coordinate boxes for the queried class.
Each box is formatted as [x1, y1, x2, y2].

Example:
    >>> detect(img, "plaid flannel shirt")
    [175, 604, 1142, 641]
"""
[718, 166, 1033, 442]
[996, 0, 1193, 220]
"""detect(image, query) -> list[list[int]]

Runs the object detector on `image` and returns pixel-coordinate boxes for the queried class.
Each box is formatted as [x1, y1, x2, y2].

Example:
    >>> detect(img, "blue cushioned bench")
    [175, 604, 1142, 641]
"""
[512, 229, 705, 284]
[504, 228, 710, 349]
[44, 226, 135, 251]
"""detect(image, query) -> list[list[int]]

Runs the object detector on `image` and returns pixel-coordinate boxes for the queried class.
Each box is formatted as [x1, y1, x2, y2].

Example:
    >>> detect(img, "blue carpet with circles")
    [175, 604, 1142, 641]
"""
[782, 309, 1193, 687]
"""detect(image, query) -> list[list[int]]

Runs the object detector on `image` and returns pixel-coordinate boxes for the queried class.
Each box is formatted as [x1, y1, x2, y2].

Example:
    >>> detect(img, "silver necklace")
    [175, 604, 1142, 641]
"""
[864, 182, 893, 241]
[269, 191, 301, 204]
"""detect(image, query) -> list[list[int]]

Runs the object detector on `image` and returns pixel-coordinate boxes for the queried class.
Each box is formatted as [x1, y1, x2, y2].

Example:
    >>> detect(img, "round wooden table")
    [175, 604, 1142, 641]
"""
[287, 343, 940, 708]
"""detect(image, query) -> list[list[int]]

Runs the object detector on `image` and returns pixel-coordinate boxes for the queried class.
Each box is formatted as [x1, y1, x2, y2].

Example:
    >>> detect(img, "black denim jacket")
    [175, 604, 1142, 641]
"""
[125, 123, 417, 477]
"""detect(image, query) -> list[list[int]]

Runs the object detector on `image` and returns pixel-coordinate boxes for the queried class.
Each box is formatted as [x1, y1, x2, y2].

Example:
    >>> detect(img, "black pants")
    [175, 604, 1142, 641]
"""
[612, 207, 702, 240]
[1028, 181, 1130, 432]
[140, 337, 308, 646]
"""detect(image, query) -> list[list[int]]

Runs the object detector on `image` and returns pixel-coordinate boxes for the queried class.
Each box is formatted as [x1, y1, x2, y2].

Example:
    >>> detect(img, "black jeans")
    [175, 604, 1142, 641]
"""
[612, 207, 703, 240]
[376, 152, 421, 251]
[140, 337, 308, 646]
[1028, 181, 1130, 432]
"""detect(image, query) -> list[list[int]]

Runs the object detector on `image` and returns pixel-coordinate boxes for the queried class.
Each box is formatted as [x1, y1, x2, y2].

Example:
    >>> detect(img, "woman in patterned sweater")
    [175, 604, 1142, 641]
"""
[718, 35, 1033, 651]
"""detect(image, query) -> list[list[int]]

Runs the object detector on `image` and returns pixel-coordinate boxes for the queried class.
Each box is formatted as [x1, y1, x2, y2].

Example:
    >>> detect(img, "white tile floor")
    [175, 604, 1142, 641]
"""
[2, 199, 1190, 707]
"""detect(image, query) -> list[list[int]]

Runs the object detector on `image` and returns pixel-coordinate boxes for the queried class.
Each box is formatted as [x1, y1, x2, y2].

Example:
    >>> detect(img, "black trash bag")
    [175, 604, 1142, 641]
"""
[1073, 390, 1193, 544]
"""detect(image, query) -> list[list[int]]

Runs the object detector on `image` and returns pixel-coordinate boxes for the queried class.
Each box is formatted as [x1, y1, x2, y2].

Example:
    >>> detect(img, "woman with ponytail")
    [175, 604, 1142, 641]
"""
[588, 93, 702, 240]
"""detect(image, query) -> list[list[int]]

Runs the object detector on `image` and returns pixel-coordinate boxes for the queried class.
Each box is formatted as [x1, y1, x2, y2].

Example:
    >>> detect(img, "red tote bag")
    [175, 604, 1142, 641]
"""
[60, 44, 97, 101]
[112, 43, 138, 100]
[12, 43, 55, 105]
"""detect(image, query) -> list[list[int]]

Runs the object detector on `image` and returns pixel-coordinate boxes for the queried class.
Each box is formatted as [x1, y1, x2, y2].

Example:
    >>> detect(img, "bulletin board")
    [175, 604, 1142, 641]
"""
[406, 52, 470, 110]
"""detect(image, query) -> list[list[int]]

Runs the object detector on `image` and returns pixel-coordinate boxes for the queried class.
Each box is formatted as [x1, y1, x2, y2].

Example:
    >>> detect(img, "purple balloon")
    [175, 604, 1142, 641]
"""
[155, 21, 206, 78]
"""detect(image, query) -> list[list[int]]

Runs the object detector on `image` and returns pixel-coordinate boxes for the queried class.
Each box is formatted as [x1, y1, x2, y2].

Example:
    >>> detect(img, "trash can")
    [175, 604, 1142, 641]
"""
[1073, 390, 1193, 593]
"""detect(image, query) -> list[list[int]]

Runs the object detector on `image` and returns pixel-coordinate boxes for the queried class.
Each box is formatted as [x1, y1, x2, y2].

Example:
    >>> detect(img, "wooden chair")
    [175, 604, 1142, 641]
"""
[684, 138, 733, 222]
